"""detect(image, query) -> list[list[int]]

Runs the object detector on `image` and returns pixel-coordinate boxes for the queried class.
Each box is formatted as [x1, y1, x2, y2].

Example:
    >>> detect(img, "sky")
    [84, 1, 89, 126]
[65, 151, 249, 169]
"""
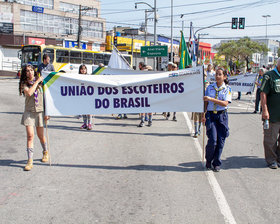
[100, 0, 280, 46]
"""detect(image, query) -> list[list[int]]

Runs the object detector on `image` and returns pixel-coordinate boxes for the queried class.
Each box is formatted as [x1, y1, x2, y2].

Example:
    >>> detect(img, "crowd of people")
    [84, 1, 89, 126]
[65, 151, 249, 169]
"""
[18, 54, 280, 172]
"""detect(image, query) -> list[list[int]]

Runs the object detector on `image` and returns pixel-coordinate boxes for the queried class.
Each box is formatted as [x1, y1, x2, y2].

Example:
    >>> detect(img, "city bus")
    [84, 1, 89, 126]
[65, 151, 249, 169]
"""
[19, 44, 132, 74]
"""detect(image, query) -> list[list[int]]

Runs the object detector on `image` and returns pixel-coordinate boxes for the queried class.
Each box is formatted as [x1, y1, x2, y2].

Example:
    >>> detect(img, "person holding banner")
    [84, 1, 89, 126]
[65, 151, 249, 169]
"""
[260, 58, 280, 169]
[19, 65, 49, 171]
[203, 68, 232, 172]
[79, 65, 93, 130]
[253, 68, 264, 114]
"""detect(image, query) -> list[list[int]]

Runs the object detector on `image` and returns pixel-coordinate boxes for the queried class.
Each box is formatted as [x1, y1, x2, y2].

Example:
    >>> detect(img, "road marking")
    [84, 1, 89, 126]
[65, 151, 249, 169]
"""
[183, 112, 237, 224]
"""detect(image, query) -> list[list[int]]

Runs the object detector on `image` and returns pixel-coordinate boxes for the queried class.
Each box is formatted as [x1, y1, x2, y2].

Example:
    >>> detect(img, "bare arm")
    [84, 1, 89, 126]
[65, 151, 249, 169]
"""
[260, 92, 269, 120]
[23, 76, 44, 97]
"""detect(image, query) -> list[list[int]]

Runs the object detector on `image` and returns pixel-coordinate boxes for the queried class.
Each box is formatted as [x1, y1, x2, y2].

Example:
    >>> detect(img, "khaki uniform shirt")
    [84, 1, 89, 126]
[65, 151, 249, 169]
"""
[23, 84, 44, 113]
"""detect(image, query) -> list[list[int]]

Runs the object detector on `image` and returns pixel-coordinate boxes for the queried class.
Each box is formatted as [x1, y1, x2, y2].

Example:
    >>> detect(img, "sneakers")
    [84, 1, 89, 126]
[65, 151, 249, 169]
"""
[42, 151, 49, 163]
[213, 166, 221, 172]
[193, 132, 198, 138]
[268, 162, 278, 169]
[80, 123, 87, 129]
[147, 121, 152, 127]
[172, 116, 177, 121]
[253, 111, 257, 114]
[123, 114, 128, 119]
[116, 114, 122, 119]
[87, 123, 92, 130]
[24, 159, 33, 171]
[138, 121, 144, 127]
[166, 112, 170, 120]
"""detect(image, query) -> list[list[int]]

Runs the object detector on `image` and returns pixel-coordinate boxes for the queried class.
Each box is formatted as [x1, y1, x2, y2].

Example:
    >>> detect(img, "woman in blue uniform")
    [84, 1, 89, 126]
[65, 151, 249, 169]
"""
[203, 68, 232, 172]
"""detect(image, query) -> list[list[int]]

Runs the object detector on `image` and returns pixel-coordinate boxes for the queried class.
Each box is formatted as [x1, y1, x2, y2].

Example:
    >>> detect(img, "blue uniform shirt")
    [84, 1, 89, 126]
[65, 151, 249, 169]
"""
[205, 82, 232, 111]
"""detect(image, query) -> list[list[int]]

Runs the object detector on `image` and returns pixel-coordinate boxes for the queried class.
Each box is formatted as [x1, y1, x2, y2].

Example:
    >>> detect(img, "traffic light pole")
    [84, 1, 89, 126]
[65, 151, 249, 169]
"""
[194, 21, 231, 66]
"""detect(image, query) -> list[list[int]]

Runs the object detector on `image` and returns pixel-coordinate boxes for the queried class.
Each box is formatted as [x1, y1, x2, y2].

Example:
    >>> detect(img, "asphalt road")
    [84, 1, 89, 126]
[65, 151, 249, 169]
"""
[0, 79, 280, 224]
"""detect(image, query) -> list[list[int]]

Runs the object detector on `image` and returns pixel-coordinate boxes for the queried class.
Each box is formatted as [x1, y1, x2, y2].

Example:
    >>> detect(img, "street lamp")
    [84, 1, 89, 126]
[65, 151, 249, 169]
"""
[262, 15, 271, 39]
[135, 1, 157, 70]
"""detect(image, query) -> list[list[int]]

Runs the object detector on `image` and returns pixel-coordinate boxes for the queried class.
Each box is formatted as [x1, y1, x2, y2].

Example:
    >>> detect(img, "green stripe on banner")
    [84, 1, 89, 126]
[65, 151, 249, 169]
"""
[43, 72, 57, 86]
[93, 67, 105, 75]
[43, 72, 60, 90]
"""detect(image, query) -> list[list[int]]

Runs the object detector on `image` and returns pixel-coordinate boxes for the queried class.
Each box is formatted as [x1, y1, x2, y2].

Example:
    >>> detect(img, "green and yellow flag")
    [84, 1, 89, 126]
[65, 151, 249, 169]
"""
[179, 31, 192, 69]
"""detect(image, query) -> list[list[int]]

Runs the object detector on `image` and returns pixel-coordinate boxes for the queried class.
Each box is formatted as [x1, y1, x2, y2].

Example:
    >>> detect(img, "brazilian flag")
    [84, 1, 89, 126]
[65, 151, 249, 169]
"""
[179, 31, 192, 69]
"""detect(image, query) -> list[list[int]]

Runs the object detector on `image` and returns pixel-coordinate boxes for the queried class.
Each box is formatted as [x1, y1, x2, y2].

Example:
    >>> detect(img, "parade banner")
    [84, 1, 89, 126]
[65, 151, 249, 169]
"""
[206, 73, 258, 92]
[42, 67, 204, 116]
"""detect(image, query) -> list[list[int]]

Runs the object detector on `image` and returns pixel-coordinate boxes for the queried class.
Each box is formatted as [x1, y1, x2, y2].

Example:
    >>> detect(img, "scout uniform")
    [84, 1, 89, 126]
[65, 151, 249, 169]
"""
[205, 82, 232, 168]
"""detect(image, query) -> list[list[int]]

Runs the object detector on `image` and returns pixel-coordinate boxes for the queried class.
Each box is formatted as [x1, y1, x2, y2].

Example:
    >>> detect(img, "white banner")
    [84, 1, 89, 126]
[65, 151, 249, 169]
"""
[206, 73, 258, 92]
[42, 67, 204, 116]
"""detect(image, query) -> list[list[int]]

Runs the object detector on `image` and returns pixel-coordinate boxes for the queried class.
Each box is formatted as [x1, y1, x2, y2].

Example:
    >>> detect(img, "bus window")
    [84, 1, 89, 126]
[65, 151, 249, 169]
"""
[94, 53, 104, 65]
[56, 50, 69, 63]
[82, 52, 94, 64]
[21, 46, 41, 67]
[104, 54, 111, 66]
[43, 48, 54, 63]
[70, 51, 82, 64]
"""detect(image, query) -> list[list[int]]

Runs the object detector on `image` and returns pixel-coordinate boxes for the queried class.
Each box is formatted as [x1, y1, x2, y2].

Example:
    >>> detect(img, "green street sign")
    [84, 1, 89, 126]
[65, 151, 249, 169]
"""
[141, 46, 168, 57]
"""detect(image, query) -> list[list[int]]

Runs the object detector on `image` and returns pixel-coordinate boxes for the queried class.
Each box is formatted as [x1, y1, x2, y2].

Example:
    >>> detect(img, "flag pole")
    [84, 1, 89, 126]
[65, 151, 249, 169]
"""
[113, 45, 132, 69]
[45, 120, 51, 166]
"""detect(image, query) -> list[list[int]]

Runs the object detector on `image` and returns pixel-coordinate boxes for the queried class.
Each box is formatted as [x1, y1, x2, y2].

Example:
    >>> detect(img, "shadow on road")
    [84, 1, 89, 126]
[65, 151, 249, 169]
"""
[47, 124, 191, 137]
[222, 156, 266, 169]
[0, 159, 203, 172]
[0, 156, 266, 172]
[0, 111, 23, 115]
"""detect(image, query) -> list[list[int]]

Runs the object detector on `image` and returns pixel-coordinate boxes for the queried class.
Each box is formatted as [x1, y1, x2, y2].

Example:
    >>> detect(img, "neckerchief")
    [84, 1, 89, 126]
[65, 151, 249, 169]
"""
[213, 83, 225, 113]
[28, 78, 39, 107]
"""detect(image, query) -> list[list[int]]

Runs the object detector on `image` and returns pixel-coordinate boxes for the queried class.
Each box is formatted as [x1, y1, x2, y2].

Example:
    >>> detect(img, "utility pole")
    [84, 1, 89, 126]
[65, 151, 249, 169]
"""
[144, 10, 148, 65]
[170, 0, 173, 63]
[77, 5, 82, 48]
[153, 0, 157, 71]
[77, 5, 93, 49]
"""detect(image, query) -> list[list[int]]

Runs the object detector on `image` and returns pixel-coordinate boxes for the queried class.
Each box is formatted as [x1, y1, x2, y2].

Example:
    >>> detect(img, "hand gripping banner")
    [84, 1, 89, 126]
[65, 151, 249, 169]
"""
[42, 66, 204, 116]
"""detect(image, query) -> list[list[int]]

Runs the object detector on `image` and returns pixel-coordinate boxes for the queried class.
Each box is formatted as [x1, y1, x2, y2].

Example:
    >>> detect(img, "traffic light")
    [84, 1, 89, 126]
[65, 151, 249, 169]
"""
[113, 36, 117, 46]
[232, 17, 238, 29]
[239, 17, 245, 29]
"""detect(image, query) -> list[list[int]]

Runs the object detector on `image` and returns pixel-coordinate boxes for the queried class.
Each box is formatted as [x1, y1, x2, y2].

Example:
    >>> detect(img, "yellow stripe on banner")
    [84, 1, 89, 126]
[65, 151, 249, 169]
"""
[44, 73, 61, 91]
[95, 67, 106, 75]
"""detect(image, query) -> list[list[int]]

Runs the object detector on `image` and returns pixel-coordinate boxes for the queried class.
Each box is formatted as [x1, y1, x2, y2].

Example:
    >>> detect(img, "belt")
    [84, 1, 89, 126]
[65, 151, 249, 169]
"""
[209, 110, 227, 114]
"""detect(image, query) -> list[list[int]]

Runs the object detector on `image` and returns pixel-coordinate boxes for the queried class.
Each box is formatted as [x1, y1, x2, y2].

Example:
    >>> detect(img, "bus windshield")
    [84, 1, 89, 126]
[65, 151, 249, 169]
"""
[21, 46, 41, 68]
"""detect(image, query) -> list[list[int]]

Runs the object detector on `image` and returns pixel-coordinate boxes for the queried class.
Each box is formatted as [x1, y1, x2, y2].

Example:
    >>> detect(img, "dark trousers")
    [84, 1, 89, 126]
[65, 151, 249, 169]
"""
[255, 89, 261, 112]
[205, 111, 229, 167]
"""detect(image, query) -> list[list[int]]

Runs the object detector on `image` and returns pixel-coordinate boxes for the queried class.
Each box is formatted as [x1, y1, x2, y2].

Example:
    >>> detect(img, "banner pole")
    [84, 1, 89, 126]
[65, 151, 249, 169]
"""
[202, 124, 205, 164]
[45, 121, 51, 166]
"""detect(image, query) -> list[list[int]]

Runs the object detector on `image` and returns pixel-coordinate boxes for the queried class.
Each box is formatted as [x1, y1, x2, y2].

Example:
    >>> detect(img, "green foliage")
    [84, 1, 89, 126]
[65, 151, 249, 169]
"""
[216, 37, 269, 69]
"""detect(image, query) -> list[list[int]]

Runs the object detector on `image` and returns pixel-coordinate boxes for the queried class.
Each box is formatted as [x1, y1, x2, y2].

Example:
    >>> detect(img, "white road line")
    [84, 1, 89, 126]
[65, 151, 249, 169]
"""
[183, 112, 237, 224]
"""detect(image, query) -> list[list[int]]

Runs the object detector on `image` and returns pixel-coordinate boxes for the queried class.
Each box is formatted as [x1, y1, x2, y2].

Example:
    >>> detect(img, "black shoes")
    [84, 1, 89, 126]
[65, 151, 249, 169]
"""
[268, 162, 278, 169]
[206, 162, 212, 170]
[138, 121, 144, 127]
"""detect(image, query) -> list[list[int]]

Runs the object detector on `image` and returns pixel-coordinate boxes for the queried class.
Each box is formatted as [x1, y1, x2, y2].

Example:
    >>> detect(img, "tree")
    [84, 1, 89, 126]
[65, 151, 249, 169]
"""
[216, 37, 268, 70]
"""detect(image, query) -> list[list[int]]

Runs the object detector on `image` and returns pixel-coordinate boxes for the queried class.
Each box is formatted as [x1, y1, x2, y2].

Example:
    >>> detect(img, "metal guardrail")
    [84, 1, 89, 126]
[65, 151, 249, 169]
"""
[1, 60, 21, 71]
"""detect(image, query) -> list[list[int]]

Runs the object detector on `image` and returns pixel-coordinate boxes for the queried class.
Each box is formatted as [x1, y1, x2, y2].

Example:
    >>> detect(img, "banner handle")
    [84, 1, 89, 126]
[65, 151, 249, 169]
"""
[45, 121, 51, 167]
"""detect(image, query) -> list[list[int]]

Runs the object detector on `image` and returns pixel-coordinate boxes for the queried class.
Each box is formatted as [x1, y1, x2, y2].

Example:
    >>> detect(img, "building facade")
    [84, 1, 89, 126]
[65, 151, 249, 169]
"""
[0, 0, 106, 71]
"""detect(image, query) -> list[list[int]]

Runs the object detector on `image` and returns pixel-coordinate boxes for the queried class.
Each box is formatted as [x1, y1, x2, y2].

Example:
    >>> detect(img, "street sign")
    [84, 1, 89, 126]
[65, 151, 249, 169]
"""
[141, 46, 168, 57]
[32, 6, 44, 13]
[0, 22, 13, 34]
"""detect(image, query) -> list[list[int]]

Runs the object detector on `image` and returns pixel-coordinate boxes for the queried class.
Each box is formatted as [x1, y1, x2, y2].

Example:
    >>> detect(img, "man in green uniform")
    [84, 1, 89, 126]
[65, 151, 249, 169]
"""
[260, 58, 280, 169]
